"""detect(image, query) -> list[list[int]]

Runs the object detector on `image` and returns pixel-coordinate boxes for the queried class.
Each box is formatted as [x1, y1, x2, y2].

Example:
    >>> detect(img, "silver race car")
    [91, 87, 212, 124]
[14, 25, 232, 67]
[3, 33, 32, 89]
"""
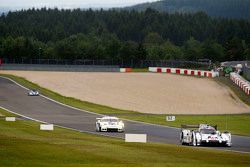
[96, 116, 124, 132]
[180, 124, 231, 147]
[28, 89, 39, 96]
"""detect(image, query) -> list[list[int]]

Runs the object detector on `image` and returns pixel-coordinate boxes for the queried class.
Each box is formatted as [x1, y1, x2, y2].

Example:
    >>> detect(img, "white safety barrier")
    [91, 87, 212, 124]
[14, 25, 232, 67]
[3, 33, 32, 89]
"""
[148, 67, 218, 78]
[230, 72, 250, 95]
[120, 68, 132, 72]
[125, 134, 147, 143]
[40, 124, 54, 131]
[5, 117, 16, 122]
[120, 68, 126, 72]
[148, 67, 154, 72]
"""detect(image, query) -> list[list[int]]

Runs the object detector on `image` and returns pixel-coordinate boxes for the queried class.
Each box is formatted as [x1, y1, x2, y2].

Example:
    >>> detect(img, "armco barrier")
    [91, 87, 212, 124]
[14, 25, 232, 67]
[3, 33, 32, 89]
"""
[0, 64, 120, 72]
[148, 67, 218, 78]
[230, 72, 250, 95]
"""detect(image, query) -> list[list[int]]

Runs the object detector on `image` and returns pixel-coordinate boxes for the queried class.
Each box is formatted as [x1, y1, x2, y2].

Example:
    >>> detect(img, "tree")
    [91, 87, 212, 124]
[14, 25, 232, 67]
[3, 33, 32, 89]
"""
[202, 39, 225, 62]
[119, 41, 139, 61]
[225, 37, 245, 61]
[144, 32, 164, 46]
[162, 40, 183, 60]
[244, 44, 250, 60]
[0, 8, 250, 62]
[146, 45, 164, 60]
[183, 37, 202, 61]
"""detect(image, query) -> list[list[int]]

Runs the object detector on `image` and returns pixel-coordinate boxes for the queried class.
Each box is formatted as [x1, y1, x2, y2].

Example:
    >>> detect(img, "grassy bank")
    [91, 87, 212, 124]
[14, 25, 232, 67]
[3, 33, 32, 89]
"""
[214, 76, 250, 106]
[0, 73, 250, 136]
[132, 68, 148, 72]
[121, 114, 250, 136]
[0, 108, 250, 167]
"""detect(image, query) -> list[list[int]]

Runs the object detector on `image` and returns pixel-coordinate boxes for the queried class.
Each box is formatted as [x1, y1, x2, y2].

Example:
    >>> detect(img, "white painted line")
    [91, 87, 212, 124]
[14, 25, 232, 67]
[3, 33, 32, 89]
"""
[0, 105, 123, 140]
[2, 76, 250, 133]
[125, 134, 147, 143]
[0, 106, 47, 124]
[0, 76, 180, 130]
[1, 76, 250, 155]
[0, 76, 104, 117]
[1, 105, 249, 154]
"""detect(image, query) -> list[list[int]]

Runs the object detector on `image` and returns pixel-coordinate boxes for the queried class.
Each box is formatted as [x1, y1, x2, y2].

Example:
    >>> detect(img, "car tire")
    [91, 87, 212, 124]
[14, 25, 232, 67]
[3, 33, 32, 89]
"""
[180, 132, 185, 145]
[192, 133, 197, 146]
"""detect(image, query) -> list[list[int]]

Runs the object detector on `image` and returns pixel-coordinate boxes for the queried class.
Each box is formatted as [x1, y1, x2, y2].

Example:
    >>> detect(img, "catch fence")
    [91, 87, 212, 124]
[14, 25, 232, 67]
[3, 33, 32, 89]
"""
[0, 58, 210, 69]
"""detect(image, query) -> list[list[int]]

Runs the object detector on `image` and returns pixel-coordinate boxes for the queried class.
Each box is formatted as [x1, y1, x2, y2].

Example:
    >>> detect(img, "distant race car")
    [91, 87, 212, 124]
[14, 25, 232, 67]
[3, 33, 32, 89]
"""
[28, 90, 39, 96]
[180, 124, 231, 147]
[96, 116, 124, 132]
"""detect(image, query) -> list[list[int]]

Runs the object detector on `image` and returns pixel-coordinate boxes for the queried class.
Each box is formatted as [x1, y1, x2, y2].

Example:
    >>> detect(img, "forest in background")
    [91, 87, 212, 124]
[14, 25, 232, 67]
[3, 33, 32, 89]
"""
[0, 8, 250, 62]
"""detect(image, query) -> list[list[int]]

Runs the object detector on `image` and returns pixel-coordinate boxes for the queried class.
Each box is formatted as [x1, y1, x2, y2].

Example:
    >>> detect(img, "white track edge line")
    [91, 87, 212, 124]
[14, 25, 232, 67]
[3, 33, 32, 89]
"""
[0, 105, 124, 140]
[1, 76, 250, 154]
[1, 105, 249, 154]
[0, 76, 179, 130]
[2, 76, 250, 136]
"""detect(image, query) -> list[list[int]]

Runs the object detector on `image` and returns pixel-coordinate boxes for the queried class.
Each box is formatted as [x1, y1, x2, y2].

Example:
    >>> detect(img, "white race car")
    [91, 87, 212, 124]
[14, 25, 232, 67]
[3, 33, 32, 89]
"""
[96, 116, 124, 132]
[28, 90, 39, 96]
[180, 124, 231, 147]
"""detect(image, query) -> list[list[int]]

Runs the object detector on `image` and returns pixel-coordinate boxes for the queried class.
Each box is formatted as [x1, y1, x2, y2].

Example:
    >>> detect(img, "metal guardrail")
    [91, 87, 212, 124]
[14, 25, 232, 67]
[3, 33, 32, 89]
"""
[0, 64, 120, 72]
[243, 65, 250, 81]
[0, 58, 210, 69]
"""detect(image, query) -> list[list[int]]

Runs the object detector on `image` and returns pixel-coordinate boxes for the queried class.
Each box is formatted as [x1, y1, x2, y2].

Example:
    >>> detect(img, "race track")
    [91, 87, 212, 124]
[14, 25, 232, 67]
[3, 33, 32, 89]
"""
[0, 77, 250, 153]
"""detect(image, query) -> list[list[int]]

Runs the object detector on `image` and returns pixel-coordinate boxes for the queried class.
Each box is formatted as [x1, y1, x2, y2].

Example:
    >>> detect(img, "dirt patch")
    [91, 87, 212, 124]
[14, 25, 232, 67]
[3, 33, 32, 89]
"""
[229, 93, 236, 101]
[1, 70, 249, 114]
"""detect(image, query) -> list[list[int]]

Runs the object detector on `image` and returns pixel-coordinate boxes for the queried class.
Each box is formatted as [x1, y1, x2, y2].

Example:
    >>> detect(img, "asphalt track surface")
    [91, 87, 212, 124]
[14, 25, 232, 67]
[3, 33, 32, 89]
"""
[0, 77, 250, 153]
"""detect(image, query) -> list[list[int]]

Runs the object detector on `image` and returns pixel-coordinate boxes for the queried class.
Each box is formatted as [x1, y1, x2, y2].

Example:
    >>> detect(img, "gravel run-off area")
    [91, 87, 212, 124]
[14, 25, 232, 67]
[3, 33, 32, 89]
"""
[1, 71, 249, 115]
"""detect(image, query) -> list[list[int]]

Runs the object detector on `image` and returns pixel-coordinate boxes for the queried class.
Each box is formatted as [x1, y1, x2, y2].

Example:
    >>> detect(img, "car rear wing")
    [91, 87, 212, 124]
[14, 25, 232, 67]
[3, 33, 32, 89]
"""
[181, 124, 217, 130]
[181, 125, 199, 129]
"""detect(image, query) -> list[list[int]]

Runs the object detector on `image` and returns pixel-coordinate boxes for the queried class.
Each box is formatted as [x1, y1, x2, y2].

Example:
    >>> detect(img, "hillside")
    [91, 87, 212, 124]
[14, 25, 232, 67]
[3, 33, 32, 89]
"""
[126, 0, 250, 20]
[1, 8, 250, 62]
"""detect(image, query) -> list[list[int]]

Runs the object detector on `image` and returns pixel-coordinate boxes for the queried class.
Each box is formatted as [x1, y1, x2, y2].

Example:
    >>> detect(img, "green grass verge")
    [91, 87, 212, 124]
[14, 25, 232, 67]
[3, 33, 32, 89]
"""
[0, 108, 250, 167]
[132, 68, 148, 72]
[242, 73, 250, 82]
[0, 73, 250, 136]
[121, 114, 250, 136]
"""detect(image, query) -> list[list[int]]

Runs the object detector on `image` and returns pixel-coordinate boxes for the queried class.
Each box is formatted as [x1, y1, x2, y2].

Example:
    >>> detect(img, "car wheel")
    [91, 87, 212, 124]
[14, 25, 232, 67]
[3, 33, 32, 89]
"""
[180, 132, 185, 145]
[96, 124, 100, 132]
[192, 133, 197, 146]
